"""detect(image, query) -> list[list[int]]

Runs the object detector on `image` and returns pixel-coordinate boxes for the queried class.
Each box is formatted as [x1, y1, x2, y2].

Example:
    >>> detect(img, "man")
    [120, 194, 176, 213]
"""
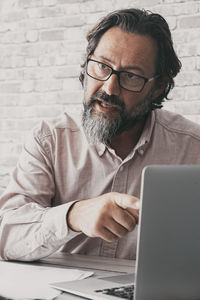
[1, 8, 200, 261]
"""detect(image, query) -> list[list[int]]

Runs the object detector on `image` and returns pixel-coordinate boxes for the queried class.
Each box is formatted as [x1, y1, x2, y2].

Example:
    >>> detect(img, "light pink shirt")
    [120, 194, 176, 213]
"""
[1, 109, 200, 261]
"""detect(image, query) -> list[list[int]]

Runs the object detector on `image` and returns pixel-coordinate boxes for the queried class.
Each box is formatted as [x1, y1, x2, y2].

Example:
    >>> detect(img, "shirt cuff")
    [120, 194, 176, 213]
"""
[42, 201, 81, 242]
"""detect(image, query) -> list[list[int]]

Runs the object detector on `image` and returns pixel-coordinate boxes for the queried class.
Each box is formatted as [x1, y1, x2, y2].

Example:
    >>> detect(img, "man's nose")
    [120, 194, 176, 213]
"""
[102, 74, 121, 96]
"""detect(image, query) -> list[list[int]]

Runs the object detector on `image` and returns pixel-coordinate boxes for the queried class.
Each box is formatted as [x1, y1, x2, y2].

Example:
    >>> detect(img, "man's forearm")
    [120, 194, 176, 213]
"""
[0, 202, 76, 261]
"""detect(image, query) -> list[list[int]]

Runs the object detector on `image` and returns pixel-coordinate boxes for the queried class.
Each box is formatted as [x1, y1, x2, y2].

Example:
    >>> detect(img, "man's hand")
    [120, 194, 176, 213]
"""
[67, 192, 139, 243]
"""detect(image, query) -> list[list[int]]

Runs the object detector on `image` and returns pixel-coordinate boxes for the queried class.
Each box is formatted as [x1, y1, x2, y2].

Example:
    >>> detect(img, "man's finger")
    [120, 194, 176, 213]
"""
[113, 192, 140, 209]
[112, 208, 137, 231]
[113, 193, 140, 221]
[99, 227, 119, 243]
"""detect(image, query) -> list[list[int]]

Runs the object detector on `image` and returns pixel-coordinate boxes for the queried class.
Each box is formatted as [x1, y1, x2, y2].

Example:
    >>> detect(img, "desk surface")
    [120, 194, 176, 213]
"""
[39, 252, 135, 300]
[0, 252, 135, 300]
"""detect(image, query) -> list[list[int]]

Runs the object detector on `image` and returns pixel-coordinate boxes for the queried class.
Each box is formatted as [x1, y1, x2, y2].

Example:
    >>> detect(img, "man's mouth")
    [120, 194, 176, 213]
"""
[99, 101, 117, 108]
[95, 99, 122, 111]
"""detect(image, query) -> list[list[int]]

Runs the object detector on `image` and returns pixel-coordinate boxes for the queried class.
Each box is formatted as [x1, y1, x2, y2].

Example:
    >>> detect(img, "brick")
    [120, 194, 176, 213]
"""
[0, 95, 19, 106]
[112, 0, 140, 8]
[0, 119, 38, 131]
[55, 65, 80, 78]
[0, 31, 26, 44]
[25, 57, 38, 67]
[34, 79, 62, 92]
[64, 104, 82, 113]
[184, 86, 200, 101]
[196, 57, 200, 70]
[85, 12, 105, 25]
[26, 30, 39, 42]
[23, 68, 47, 80]
[179, 15, 200, 29]
[17, 94, 43, 106]
[175, 101, 200, 115]
[0, 188, 4, 196]
[43, 0, 57, 6]
[175, 71, 200, 86]
[0, 22, 16, 33]
[0, 105, 61, 120]
[0, 69, 19, 81]
[29, 105, 64, 118]
[80, 1, 115, 13]
[0, 82, 21, 93]
[186, 29, 200, 43]
[55, 56, 68, 65]
[38, 55, 56, 66]
[136, 0, 162, 7]
[59, 3, 81, 15]
[59, 40, 86, 54]
[0, 155, 19, 167]
[0, 142, 22, 156]
[64, 27, 83, 40]
[0, 130, 22, 143]
[168, 87, 186, 101]
[0, 172, 11, 187]
[177, 43, 200, 57]
[0, 120, 20, 132]
[19, 19, 38, 30]
[181, 57, 196, 71]
[0, 166, 11, 177]
[10, 56, 25, 68]
[53, 91, 83, 104]
[156, 2, 199, 16]
[169, 85, 200, 102]
[0, 107, 27, 119]
[65, 53, 83, 65]
[58, 0, 85, 3]
[18, 0, 42, 8]
[36, 15, 85, 29]
[63, 78, 82, 91]
[1, 10, 27, 22]
[40, 29, 64, 41]
[20, 80, 35, 93]
[165, 16, 177, 30]
[173, 30, 190, 43]
[163, 0, 196, 2]
[18, 43, 47, 57]
[27, 6, 64, 19]
[55, 15, 85, 27]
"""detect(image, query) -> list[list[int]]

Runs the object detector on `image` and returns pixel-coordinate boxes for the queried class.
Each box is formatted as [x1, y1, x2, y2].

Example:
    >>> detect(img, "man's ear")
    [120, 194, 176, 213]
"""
[152, 77, 168, 100]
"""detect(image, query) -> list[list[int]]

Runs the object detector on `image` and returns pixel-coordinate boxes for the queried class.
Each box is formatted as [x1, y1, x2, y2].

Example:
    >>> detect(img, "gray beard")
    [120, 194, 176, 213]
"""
[82, 92, 153, 145]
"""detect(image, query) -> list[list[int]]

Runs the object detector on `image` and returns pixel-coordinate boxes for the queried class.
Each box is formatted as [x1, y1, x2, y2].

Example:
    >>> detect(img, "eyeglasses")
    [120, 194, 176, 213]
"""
[86, 58, 158, 93]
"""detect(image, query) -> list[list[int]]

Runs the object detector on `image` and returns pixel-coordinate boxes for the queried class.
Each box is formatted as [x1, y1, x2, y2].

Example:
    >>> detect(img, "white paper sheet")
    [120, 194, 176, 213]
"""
[0, 260, 93, 299]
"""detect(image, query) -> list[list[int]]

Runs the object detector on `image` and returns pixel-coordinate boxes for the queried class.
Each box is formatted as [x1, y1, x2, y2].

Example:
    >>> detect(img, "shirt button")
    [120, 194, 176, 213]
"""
[139, 149, 144, 155]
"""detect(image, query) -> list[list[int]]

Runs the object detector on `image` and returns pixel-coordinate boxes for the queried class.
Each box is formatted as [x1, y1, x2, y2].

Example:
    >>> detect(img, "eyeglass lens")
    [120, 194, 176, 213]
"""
[87, 60, 145, 92]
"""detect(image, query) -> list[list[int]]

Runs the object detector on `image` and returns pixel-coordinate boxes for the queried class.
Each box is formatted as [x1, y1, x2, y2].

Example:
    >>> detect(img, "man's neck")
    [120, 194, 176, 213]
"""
[110, 118, 146, 160]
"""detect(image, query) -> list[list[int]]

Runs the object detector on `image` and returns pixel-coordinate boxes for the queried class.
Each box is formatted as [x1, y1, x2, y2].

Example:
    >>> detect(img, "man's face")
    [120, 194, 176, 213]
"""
[82, 26, 159, 145]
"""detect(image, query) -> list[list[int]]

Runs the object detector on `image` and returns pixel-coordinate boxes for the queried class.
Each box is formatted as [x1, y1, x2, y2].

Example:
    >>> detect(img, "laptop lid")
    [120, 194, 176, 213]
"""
[134, 165, 200, 300]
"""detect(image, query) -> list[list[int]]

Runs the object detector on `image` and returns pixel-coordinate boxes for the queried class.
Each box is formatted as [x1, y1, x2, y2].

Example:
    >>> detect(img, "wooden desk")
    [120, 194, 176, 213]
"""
[39, 252, 135, 300]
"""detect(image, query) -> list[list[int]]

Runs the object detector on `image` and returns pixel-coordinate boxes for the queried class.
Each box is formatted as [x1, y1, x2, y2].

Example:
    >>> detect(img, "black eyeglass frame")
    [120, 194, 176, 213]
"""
[86, 58, 159, 93]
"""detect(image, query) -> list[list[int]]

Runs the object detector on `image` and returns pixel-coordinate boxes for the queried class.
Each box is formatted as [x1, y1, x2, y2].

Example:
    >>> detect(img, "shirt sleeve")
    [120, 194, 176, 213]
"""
[0, 122, 79, 261]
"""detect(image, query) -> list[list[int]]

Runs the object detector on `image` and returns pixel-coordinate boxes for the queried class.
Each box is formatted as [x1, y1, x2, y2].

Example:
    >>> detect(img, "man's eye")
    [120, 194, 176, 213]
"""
[126, 72, 137, 79]
[98, 63, 109, 70]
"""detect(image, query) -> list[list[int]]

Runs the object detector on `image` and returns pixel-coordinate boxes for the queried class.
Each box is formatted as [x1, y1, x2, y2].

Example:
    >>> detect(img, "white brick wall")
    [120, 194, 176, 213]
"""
[0, 0, 200, 193]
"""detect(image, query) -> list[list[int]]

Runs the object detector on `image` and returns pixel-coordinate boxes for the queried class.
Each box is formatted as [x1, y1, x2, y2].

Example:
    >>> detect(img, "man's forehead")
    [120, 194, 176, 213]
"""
[93, 26, 158, 75]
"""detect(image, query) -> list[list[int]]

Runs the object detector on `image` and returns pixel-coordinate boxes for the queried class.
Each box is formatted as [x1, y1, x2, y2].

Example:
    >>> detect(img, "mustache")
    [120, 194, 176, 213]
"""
[88, 91, 125, 110]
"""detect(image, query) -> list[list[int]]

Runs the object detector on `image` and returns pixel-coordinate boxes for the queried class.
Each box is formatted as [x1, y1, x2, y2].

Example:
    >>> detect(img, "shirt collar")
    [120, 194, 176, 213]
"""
[96, 143, 107, 156]
[134, 110, 155, 152]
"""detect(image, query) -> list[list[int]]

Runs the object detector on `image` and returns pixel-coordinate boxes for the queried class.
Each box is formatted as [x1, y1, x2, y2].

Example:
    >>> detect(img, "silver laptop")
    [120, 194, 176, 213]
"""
[51, 165, 200, 300]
